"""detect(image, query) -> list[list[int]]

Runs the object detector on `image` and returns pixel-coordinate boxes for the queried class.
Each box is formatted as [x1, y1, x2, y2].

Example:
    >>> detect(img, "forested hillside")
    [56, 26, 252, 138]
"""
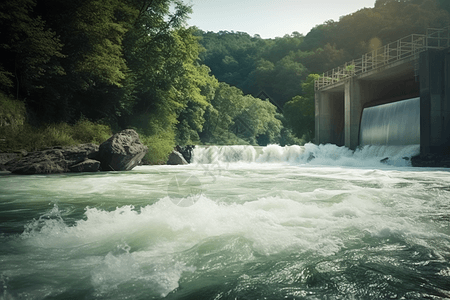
[196, 0, 449, 105]
[195, 0, 449, 140]
[1, 0, 449, 160]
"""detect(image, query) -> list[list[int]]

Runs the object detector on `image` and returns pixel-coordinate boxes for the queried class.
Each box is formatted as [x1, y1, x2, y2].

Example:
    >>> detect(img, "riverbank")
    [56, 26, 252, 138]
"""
[1, 129, 148, 174]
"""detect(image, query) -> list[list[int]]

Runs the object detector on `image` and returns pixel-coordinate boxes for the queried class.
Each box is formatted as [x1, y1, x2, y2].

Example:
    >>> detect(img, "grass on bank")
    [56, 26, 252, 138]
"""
[0, 93, 175, 164]
[0, 121, 112, 152]
[0, 91, 112, 151]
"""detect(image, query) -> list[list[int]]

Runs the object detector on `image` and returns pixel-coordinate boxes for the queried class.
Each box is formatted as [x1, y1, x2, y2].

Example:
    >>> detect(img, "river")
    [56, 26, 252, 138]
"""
[1, 144, 449, 299]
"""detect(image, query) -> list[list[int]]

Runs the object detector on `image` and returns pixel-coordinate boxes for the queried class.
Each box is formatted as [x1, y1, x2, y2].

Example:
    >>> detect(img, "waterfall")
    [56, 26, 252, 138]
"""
[192, 143, 420, 167]
[359, 97, 420, 146]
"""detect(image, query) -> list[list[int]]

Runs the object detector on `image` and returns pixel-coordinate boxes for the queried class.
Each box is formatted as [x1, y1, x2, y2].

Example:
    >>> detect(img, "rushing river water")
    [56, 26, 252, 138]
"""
[1, 144, 450, 300]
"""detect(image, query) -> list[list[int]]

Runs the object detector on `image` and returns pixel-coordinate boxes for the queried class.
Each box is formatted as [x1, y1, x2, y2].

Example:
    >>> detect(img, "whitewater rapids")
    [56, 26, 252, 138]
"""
[1, 143, 449, 300]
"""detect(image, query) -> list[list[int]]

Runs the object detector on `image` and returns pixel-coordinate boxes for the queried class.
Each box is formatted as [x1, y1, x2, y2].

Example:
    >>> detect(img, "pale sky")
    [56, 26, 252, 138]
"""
[186, 0, 376, 38]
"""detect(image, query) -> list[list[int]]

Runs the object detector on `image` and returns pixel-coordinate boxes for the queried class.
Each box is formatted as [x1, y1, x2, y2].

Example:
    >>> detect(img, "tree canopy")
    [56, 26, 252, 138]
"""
[1, 0, 448, 153]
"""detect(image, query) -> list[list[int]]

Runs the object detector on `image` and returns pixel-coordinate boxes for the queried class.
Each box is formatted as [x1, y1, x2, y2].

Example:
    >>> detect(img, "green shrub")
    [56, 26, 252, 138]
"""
[44, 123, 76, 147]
[2, 124, 45, 151]
[0, 103, 112, 151]
[139, 131, 175, 165]
[70, 119, 112, 144]
[0, 93, 26, 129]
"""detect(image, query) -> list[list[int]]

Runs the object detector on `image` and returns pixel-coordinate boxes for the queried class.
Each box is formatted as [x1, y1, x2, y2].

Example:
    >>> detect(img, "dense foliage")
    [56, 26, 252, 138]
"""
[1, 0, 449, 159]
[195, 0, 449, 141]
[0, 0, 284, 160]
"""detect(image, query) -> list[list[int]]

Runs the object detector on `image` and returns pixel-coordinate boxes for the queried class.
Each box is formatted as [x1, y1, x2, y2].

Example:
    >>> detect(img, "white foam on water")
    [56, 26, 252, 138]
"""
[193, 145, 257, 164]
[17, 173, 446, 281]
[90, 243, 195, 298]
[2, 143, 448, 299]
[192, 143, 420, 168]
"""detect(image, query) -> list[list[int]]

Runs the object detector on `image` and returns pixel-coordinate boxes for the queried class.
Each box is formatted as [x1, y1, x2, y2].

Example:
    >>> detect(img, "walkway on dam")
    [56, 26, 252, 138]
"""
[315, 27, 450, 91]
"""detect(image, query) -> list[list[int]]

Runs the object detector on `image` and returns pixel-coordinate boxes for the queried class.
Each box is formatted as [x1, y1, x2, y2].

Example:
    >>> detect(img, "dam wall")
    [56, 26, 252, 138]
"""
[315, 62, 420, 150]
[315, 48, 449, 154]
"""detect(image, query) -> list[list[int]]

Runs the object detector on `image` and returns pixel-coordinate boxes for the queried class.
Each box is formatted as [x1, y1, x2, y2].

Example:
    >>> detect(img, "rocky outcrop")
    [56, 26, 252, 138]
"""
[98, 129, 148, 171]
[0, 151, 26, 165]
[58, 144, 99, 165]
[3, 130, 149, 174]
[167, 150, 188, 165]
[6, 149, 67, 174]
[0, 152, 22, 171]
[4, 144, 99, 175]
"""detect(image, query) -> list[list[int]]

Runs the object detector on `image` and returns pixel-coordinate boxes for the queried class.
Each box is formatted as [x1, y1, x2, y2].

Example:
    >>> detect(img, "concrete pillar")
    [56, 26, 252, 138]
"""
[419, 49, 450, 154]
[445, 51, 450, 154]
[315, 91, 333, 145]
[314, 91, 321, 144]
[315, 91, 345, 146]
[344, 79, 362, 149]
[344, 79, 384, 149]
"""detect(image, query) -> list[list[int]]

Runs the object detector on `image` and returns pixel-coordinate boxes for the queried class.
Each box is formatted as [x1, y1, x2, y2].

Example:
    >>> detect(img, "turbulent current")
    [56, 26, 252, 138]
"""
[1, 144, 450, 300]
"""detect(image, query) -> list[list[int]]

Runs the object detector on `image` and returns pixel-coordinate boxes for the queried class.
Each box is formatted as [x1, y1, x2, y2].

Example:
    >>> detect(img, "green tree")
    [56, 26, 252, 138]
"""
[13, 0, 137, 123]
[175, 64, 219, 145]
[300, 20, 337, 51]
[283, 74, 319, 141]
[231, 95, 282, 145]
[302, 43, 346, 73]
[272, 53, 309, 105]
[123, 0, 190, 123]
[201, 82, 282, 145]
[201, 82, 245, 143]
[0, 0, 64, 98]
[261, 32, 304, 62]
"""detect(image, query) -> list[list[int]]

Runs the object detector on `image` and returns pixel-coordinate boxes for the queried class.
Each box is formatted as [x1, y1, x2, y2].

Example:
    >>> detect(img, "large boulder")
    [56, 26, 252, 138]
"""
[69, 159, 101, 172]
[98, 129, 148, 171]
[4, 144, 99, 175]
[167, 150, 188, 165]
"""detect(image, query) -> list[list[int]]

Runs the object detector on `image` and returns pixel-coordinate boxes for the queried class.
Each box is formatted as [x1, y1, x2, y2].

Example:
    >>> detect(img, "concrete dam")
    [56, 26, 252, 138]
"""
[314, 27, 450, 155]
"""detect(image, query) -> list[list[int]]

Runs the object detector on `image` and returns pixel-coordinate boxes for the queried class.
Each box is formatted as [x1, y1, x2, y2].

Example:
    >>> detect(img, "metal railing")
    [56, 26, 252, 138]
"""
[315, 26, 450, 90]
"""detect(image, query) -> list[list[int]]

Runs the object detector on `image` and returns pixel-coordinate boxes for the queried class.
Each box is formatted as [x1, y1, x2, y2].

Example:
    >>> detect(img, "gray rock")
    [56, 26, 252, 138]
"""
[0, 152, 22, 165]
[61, 143, 99, 165]
[5, 149, 67, 174]
[98, 129, 148, 171]
[4, 143, 100, 175]
[307, 153, 315, 162]
[380, 157, 389, 163]
[167, 150, 188, 165]
[69, 159, 100, 172]
[175, 145, 195, 163]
